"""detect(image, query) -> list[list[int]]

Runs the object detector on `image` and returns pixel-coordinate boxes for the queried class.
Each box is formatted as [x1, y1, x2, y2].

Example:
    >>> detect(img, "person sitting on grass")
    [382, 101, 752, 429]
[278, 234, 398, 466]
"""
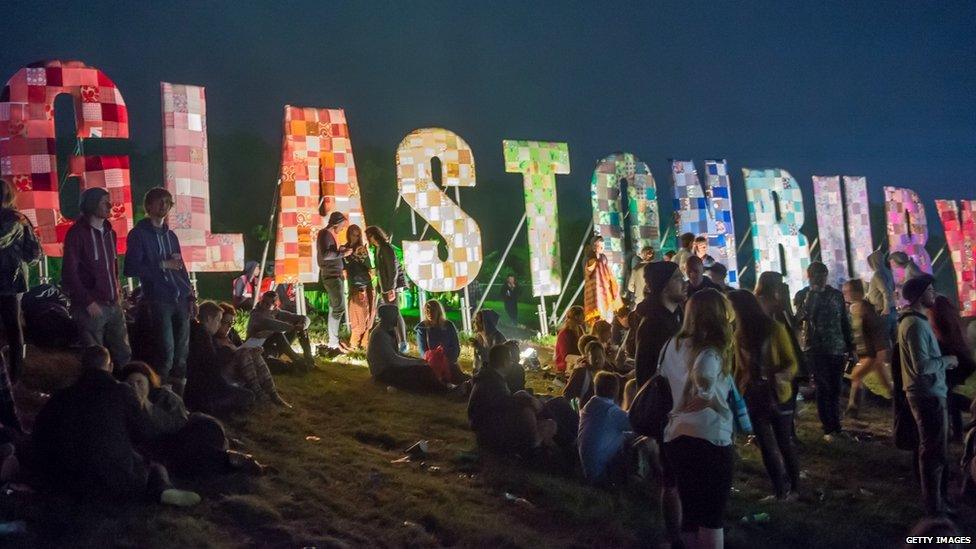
[564, 340, 610, 409]
[185, 301, 255, 416]
[471, 309, 506, 372]
[578, 371, 658, 487]
[368, 304, 450, 392]
[248, 291, 314, 370]
[29, 345, 200, 507]
[554, 306, 586, 374]
[121, 361, 267, 477]
[415, 299, 468, 384]
[468, 344, 558, 458]
[214, 303, 290, 407]
[502, 340, 527, 393]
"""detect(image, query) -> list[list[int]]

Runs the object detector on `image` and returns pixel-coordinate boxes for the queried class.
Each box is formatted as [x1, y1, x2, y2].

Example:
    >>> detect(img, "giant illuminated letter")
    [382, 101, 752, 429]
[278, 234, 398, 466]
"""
[812, 175, 875, 287]
[0, 60, 132, 255]
[935, 199, 976, 316]
[672, 160, 739, 286]
[275, 106, 365, 283]
[503, 140, 570, 297]
[395, 128, 482, 292]
[161, 83, 243, 272]
[590, 153, 661, 284]
[884, 186, 933, 289]
[743, 168, 811, 292]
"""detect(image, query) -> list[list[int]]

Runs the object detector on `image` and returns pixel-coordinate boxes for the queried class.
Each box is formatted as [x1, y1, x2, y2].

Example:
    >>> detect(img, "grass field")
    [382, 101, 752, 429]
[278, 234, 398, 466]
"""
[3, 331, 975, 548]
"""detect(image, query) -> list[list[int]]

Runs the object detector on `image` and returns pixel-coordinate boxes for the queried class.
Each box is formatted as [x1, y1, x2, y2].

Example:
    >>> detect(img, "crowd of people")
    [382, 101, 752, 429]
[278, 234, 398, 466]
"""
[0, 171, 973, 547]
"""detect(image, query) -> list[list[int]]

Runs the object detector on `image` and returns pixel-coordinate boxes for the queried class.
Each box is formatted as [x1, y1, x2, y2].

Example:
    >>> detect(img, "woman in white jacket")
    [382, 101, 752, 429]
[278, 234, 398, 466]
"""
[659, 288, 735, 549]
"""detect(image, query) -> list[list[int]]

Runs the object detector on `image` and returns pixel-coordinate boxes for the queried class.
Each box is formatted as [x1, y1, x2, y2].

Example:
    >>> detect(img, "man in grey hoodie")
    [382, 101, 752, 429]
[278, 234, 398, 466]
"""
[367, 304, 447, 392]
[899, 274, 959, 517]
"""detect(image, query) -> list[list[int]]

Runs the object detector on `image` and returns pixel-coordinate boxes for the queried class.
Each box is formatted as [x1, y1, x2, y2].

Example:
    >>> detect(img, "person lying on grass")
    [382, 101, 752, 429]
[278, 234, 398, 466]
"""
[28, 345, 200, 507]
[214, 302, 290, 407]
[121, 361, 268, 477]
[368, 304, 452, 393]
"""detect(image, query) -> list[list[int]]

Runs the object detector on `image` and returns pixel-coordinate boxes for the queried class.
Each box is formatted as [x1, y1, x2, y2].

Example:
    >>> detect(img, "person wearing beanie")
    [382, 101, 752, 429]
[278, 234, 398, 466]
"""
[897, 273, 959, 517]
[793, 261, 853, 441]
[633, 261, 686, 386]
[62, 187, 132, 370]
[316, 211, 351, 353]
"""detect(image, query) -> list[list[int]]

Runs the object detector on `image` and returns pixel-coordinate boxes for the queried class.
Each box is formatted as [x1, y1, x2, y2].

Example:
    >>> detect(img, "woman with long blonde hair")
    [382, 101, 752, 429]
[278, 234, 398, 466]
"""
[658, 289, 735, 549]
[415, 299, 467, 383]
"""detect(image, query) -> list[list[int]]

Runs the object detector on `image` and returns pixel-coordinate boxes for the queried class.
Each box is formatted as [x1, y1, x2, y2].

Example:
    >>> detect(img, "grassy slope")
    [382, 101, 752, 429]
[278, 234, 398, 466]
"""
[6, 340, 976, 548]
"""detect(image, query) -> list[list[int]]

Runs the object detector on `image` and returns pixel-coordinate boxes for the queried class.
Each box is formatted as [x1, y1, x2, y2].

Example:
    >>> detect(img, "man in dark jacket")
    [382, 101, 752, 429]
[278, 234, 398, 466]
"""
[317, 212, 351, 351]
[30, 345, 199, 506]
[63, 188, 131, 369]
[794, 261, 854, 440]
[501, 275, 520, 325]
[185, 302, 254, 416]
[634, 262, 687, 386]
[367, 304, 446, 392]
[123, 188, 194, 394]
[685, 255, 722, 297]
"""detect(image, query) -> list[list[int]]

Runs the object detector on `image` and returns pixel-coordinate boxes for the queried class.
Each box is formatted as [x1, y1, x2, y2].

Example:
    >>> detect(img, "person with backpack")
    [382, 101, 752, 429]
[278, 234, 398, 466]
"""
[63, 187, 132, 370]
[0, 178, 39, 433]
[727, 290, 799, 501]
[898, 275, 959, 517]
[658, 289, 735, 549]
[634, 261, 686, 386]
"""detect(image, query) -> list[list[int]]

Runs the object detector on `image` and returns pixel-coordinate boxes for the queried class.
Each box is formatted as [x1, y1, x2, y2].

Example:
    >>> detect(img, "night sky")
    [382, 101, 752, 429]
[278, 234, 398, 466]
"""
[2, 1, 974, 259]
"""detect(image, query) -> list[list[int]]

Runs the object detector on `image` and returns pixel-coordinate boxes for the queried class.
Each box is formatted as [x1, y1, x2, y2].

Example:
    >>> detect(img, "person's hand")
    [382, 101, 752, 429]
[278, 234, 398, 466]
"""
[385, 290, 396, 302]
[341, 246, 353, 257]
[86, 301, 103, 319]
[945, 355, 960, 369]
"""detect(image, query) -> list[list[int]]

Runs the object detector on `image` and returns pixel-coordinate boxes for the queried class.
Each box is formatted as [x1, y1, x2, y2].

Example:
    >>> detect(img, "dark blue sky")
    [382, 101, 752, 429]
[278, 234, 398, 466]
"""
[3, 1, 974, 244]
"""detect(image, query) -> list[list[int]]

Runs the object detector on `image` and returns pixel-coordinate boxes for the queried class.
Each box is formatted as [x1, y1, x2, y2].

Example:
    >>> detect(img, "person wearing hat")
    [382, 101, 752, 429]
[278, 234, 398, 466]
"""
[634, 261, 687, 387]
[898, 274, 959, 517]
[317, 211, 352, 352]
[63, 187, 131, 370]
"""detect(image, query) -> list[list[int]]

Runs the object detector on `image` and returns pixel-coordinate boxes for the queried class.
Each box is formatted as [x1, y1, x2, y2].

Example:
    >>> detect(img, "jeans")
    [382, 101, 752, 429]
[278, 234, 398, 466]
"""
[809, 353, 846, 434]
[322, 277, 346, 347]
[907, 395, 949, 515]
[752, 411, 800, 497]
[73, 302, 132, 370]
[0, 294, 24, 382]
[149, 301, 190, 381]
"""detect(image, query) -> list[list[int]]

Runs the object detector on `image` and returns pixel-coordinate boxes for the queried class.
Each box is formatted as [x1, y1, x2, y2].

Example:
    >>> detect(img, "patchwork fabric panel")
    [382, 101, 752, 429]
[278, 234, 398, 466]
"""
[743, 168, 811, 293]
[812, 176, 848, 288]
[590, 153, 661, 285]
[395, 128, 482, 292]
[503, 140, 570, 297]
[275, 106, 366, 284]
[161, 83, 243, 272]
[935, 199, 976, 316]
[885, 186, 933, 304]
[0, 60, 132, 256]
[843, 176, 874, 281]
[672, 160, 739, 286]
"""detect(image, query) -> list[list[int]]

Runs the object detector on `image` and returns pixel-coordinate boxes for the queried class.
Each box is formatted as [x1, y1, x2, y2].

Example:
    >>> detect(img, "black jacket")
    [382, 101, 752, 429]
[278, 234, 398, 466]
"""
[316, 229, 344, 280]
[185, 321, 236, 411]
[634, 298, 683, 387]
[375, 243, 405, 293]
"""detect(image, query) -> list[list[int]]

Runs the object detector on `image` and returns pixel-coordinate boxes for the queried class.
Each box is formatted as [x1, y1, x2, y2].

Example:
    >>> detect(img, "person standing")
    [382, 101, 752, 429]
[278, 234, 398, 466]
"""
[927, 295, 975, 442]
[123, 188, 194, 395]
[794, 262, 853, 441]
[583, 236, 623, 326]
[659, 289, 735, 549]
[366, 226, 407, 347]
[501, 274, 520, 325]
[685, 256, 722, 297]
[672, 232, 695, 275]
[63, 188, 131, 370]
[0, 178, 39, 433]
[842, 279, 893, 418]
[866, 250, 897, 341]
[634, 262, 686, 387]
[898, 275, 958, 517]
[343, 224, 374, 350]
[626, 246, 656, 302]
[317, 212, 351, 353]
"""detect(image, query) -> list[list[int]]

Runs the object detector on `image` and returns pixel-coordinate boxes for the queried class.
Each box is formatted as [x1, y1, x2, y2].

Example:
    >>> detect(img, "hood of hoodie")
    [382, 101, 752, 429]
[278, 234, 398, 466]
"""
[867, 250, 887, 272]
[477, 310, 500, 335]
[376, 303, 401, 330]
[135, 217, 169, 234]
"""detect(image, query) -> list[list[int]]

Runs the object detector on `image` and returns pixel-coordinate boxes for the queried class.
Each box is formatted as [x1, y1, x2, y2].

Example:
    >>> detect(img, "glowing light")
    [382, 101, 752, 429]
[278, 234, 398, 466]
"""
[672, 160, 739, 286]
[743, 168, 811, 292]
[503, 140, 570, 297]
[0, 60, 132, 255]
[395, 128, 482, 292]
[161, 83, 243, 272]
